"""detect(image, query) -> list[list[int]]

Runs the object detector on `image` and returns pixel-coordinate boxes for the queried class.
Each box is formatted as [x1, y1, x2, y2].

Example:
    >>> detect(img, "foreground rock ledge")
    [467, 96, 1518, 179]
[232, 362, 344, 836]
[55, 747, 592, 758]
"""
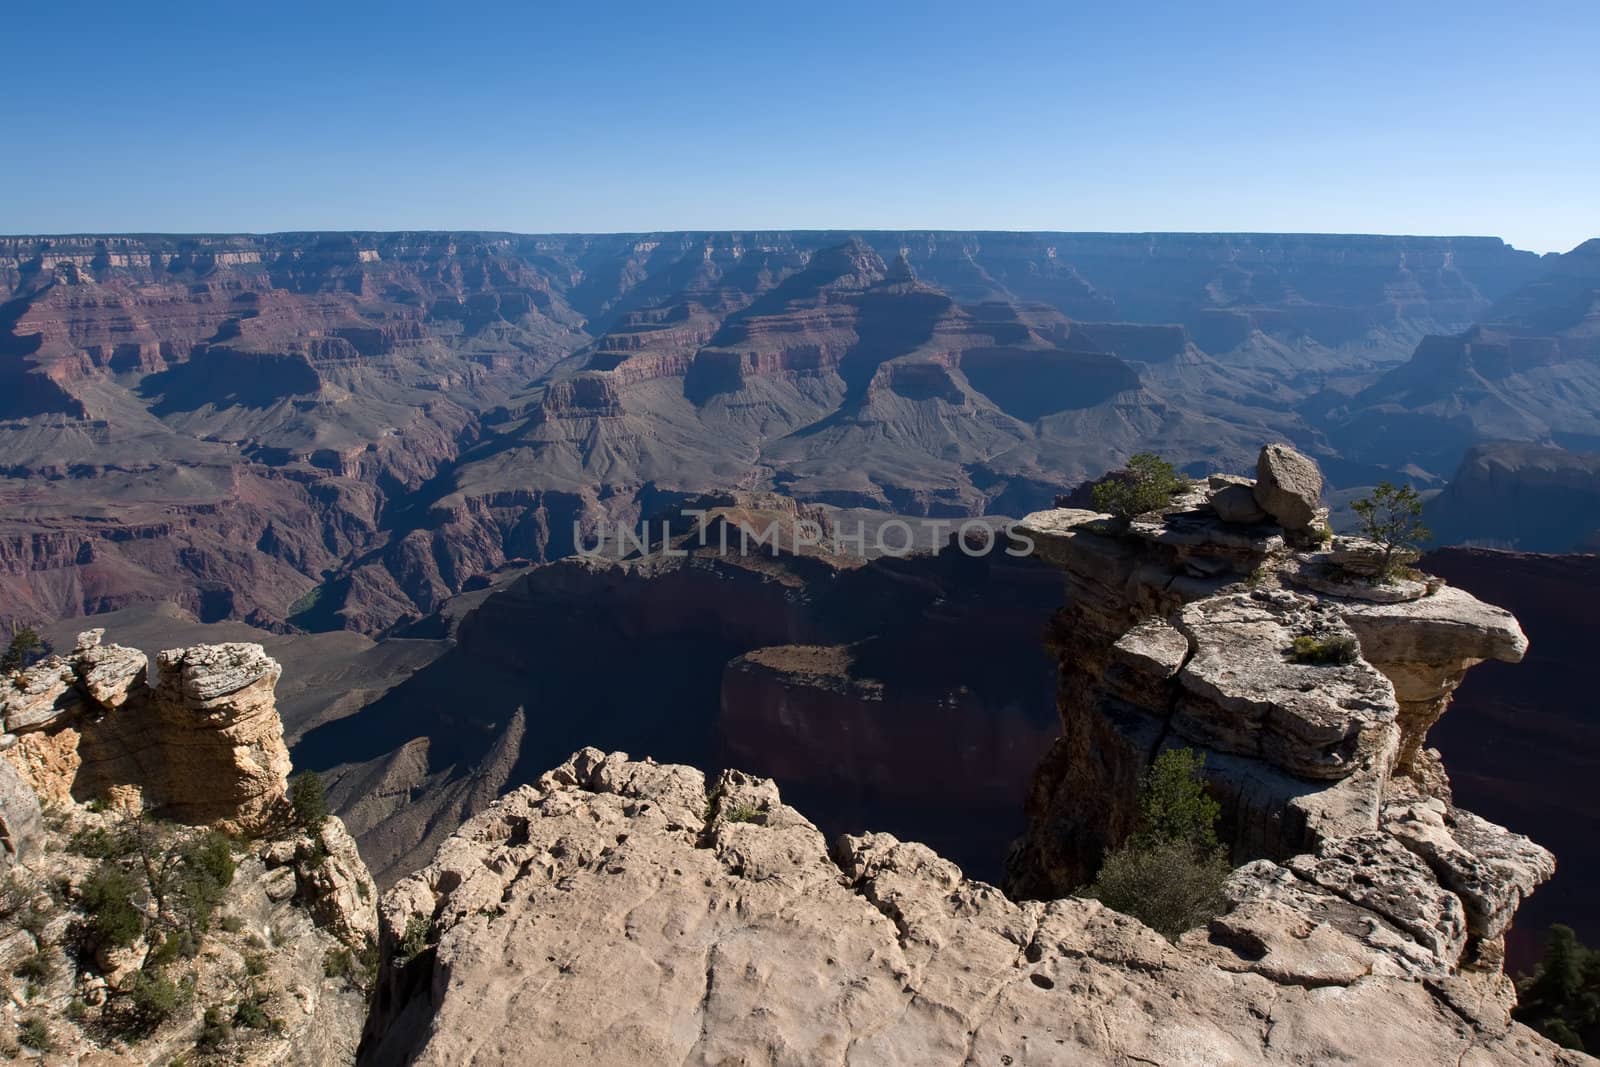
[361, 749, 1583, 1067]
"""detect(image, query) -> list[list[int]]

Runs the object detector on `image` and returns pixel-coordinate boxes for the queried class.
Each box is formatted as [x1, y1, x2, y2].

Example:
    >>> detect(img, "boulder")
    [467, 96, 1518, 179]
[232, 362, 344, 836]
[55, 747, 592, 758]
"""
[1254, 443, 1323, 530]
[0, 657, 82, 733]
[75, 635, 147, 710]
[1210, 482, 1268, 524]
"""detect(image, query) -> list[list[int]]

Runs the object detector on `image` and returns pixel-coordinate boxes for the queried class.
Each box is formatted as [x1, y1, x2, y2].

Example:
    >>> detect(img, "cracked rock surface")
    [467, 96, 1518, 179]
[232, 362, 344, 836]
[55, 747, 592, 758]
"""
[359, 749, 1584, 1067]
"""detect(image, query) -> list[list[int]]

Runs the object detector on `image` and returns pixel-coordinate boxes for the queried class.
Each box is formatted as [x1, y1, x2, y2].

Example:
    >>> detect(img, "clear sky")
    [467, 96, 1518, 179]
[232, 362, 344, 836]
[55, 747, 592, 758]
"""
[3, 0, 1596, 252]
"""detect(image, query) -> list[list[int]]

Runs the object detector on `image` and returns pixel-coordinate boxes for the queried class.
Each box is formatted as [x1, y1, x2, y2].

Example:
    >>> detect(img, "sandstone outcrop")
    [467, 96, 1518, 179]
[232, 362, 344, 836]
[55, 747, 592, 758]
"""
[1006, 444, 1552, 1045]
[0, 632, 380, 1063]
[360, 749, 1582, 1066]
[3, 631, 291, 832]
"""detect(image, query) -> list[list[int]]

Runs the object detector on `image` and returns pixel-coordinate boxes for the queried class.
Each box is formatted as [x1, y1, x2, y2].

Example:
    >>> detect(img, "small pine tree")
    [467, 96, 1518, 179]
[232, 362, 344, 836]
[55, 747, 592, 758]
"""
[1091, 453, 1188, 520]
[1129, 748, 1221, 852]
[1514, 923, 1600, 1051]
[1351, 481, 1430, 581]
[289, 771, 329, 832]
[2, 622, 49, 673]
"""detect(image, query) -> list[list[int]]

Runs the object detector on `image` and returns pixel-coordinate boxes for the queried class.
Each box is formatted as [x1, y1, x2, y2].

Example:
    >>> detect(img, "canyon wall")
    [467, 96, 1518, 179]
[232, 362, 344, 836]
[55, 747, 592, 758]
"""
[2, 230, 1563, 637]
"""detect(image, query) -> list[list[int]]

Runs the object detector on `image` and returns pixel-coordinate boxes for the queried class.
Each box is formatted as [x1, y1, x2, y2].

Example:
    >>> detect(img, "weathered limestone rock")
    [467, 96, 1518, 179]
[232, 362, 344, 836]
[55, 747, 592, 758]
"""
[294, 816, 381, 948]
[1287, 831, 1469, 965]
[1210, 481, 1269, 524]
[1288, 558, 1431, 602]
[73, 628, 147, 708]
[1338, 586, 1528, 769]
[0, 656, 82, 733]
[0, 754, 42, 871]
[0, 635, 293, 834]
[1174, 592, 1398, 780]
[1007, 443, 1554, 1047]
[1384, 799, 1555, 939]
[1253, 442, 1323, 530]
[361, 751, 1582, 1067]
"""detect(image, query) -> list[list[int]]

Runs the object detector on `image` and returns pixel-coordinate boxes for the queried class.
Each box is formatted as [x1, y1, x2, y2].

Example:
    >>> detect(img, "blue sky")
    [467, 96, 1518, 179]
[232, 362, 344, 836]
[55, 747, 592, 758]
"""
[3, 1, 1596, 251]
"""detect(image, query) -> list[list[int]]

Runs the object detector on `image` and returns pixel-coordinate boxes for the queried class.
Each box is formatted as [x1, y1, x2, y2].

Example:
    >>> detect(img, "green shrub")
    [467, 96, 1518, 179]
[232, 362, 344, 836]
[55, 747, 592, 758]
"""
[1085, 747, 1230, 940]
[18, 1016, 52, 1051]
[146, 929, 198, 968]
[723, 802, 762, 824]
[1088, 839, 1234, 941]
[1091, 453, 1189, 520]
[70, 825, 131, 859]
[12, 950, 53, 982]
[66, 998, 88, 1022]
[1289, 634, 1361, 666]
[199, 1005, 233, 1049]
[290, 771, 330, 832]
[243, 953, 268, 977]
[171, 830, 236, 936]
[82, 866, 144, 948]
[220, 914, 244, 934]
[1128, 748, 1220, 853]
[234, 991, 272, 1030]
[397, 915, 431, 962]
[121, 971, 189, 1035]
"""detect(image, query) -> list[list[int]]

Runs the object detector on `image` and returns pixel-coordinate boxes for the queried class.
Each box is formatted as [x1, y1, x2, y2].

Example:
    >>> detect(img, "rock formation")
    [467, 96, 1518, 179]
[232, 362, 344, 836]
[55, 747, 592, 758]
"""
[0, 632, 378, 1063]
[2, 629, 291, 833]
[359, 748, 1581, 1066]
[349, 446, 1576, 1065]
[1005, 444, 1554, 1033]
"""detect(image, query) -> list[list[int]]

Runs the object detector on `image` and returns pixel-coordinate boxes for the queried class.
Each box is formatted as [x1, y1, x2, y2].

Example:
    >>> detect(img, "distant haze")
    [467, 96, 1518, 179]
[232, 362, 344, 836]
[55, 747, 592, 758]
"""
[2, 2, 1596, 253]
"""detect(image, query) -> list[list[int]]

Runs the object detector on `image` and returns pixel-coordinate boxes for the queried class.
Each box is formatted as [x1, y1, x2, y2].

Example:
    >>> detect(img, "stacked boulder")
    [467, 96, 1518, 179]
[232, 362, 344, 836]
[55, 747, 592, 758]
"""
[1010, 443, 1547, 1029]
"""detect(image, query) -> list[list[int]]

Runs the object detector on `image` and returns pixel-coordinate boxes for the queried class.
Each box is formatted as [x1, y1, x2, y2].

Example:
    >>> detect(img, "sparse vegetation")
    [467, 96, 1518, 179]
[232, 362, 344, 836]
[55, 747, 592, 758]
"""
[70, 824, 132, 859]
[1084, 748, 1231, 941]
[119, 971, 190, 1036]
[1515, 923, 1600, 1051]
[1289, 633, 1361, 666]
[12, 950, 54, 983]
[397, 915, 431, 962]
[233, 990, 274, 1031]
[2, 621, 50, 673]
[18, 1016, 52, 1052]
[1351, 481, 1430, 582]
[289, 771, 330, 832]
[81, 865, 144, 948]
[723, 801, 763, 824]
[1091, 452, 1190, 521]
[199, 1005, 234, 1049]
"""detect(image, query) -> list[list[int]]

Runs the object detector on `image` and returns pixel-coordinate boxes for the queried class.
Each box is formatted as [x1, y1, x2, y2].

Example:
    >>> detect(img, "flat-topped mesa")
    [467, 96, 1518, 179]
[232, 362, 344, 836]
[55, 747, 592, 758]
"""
[1009, 443, 1545, 1012]
[0, 628, 291, 834]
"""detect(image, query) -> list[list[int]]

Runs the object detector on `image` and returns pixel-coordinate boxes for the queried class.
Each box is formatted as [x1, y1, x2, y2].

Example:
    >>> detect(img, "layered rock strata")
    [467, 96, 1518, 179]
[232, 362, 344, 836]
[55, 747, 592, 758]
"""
[2, 628, 292, 831]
